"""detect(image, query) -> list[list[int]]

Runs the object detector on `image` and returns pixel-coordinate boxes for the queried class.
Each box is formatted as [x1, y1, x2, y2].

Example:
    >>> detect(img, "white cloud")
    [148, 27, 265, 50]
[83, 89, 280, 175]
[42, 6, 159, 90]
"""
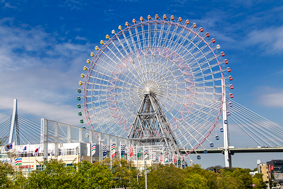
[0, 18, 95, 125]
[259, 92, 283, 108]
[246, 26, 283, 54]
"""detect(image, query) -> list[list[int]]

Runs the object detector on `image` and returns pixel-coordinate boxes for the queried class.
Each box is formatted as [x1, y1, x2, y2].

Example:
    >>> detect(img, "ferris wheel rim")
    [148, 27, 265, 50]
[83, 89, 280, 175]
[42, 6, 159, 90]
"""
[80, 15, 230, 156]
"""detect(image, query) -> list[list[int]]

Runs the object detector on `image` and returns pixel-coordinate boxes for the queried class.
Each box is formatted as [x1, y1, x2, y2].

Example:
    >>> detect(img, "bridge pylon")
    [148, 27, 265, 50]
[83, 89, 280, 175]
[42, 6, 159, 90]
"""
[8, 99, 20, 145]
[222, 79, 232, 168]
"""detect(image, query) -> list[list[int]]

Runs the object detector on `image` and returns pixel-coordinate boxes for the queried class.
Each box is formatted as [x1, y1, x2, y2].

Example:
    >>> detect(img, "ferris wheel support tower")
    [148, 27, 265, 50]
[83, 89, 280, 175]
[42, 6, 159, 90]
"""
[127, 90, 180, 156]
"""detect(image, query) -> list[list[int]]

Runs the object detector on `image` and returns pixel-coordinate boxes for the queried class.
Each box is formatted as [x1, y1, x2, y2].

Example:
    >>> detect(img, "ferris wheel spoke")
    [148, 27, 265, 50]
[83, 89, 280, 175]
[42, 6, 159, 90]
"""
[85, 82, 136, 91]
[114, 32, 148, 85]
[141, 24, 150, 81]
[132, 25, 151, 82]
[157, 21, 165, 48]
[93, 55, 143, 88]
[165, 24, 179, 49]
[157, 93, 219, 120]
[126, 28, 149, 83]
[156, 97, 209, 150]
[122, 29, 150, 84]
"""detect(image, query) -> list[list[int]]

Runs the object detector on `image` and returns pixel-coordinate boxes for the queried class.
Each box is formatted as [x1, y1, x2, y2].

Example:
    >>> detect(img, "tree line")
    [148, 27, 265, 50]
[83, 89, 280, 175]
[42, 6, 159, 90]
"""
[0, 158, 266, 189]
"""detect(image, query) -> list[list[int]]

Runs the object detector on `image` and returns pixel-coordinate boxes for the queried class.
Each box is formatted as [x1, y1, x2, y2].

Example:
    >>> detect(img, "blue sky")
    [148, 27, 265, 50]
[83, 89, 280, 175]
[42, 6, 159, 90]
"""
[0, 0, 283, 168]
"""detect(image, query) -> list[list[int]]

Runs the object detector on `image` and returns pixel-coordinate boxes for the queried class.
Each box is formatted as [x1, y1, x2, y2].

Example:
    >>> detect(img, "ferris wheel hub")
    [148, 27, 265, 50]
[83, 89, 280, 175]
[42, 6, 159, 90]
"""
[144, 87, 151, 94]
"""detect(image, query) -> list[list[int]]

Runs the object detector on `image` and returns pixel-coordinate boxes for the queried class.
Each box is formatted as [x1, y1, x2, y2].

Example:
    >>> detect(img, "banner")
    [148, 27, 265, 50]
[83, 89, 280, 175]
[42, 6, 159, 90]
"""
[103, 144, 107, 157]
[150, 153, 154, 160]
[156, 154, 160, 162]
[144, 149, 149, 160]
[169, 154, 173, 163]
[137, 148, 141, 158]
[121, 144, 125, 158]
[15, 158, 22, 165]
[160, 155, 163, 163]
[111, 143, 116, 158]
[91, 144, 96, 156]
[129, 147, 133, 158]
[50, 150, 53, 159]
[165, 154, 168, 163]
[173, 155, 177, 163]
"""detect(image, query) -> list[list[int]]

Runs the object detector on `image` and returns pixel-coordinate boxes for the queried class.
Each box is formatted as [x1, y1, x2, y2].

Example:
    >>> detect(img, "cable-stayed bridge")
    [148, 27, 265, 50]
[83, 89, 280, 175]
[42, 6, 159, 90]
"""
[0, 99, 282, 168]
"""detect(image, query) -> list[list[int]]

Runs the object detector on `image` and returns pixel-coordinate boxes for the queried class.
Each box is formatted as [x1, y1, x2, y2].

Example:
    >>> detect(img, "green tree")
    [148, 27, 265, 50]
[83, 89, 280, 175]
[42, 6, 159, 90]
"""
[216, 175, 243, 189]
[184, 164, 218, 189]
[0, 161, 14, 188]
[103, 158, 139, 188]
[219, 167, 253, 188]
[12, 171, 28, 189]
[72, 160, 113, 189]
[139, 163, 185, 189]
[252, 173, 266, 189]
[183, 173, 208, 189]
[27, 159, 75, 189]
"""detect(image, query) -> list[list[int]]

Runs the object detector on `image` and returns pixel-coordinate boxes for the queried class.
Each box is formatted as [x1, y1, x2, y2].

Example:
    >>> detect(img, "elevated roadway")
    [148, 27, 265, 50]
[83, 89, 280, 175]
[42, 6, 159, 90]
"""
[180, 147, 283, 154]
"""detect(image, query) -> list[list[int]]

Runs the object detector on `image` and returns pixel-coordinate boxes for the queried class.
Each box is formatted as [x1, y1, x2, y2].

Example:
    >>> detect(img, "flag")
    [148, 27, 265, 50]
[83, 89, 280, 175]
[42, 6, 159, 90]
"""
[137, 148, 141, 158]
[129, 147, 133, 158]
[91, 144, 96, 156]
[15, 158, 22, 165]
[111, 143, 116, 158]
[34, 146, 40, 156]
[121, 144, 125, 158]
[4, 143, 13, 151]
[173, 155, 177, 163]
[165, 154, 168, 163]
[22, 145, 27, 152]
[103, 144, 107, 157]
[144, 149, 149, 160]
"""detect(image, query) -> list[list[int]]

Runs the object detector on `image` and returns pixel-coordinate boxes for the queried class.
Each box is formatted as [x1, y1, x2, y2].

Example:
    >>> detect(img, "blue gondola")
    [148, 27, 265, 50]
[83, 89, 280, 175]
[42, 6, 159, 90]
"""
[197, 155, 201, 160]
[224, 120, 228, 124]
[210, 142, 214, 147]
[220, 128, 223, 132]
[204, 149, 208, 154]
[215, 135, 219, 140]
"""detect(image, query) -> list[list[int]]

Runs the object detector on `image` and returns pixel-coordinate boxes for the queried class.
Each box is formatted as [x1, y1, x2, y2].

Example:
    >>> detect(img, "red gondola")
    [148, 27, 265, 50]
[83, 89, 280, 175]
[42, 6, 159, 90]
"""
[200, 27, 203, 32]
[227, 67, 231, 72]
[211, 38, 215, 43]
[230, 84, 234, 89]
[221, 51, 225, 57]
[206, 32, 210, 37]
[229, 76, 233, 81]
[225, 59, 228, 64]
[230, 93, 234, 98]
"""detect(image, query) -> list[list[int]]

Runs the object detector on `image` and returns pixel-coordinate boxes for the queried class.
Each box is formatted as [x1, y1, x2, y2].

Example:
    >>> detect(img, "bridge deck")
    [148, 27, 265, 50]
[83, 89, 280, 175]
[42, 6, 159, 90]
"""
[180, 147, 283, 154]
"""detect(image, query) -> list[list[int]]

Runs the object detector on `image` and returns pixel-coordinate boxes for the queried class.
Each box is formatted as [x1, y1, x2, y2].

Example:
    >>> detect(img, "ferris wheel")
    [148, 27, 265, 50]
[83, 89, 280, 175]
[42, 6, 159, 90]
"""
[77, 14, 233, 160]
